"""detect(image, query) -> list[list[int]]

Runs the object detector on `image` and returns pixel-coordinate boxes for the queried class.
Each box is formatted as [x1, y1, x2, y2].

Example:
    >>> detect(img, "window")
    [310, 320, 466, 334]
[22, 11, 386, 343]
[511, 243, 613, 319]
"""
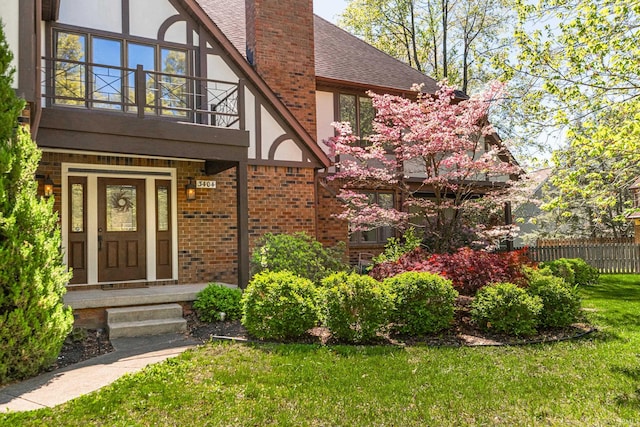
[52, 30, 189, 115]
[339, 93, 375, 146]
[349, 191, 395, 245]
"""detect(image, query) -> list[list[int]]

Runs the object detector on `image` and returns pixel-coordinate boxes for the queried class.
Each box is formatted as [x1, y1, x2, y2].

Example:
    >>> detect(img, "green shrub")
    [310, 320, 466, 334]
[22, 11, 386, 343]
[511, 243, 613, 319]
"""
[251, 232, 349, 283]
[565, 258, 599, 286]
[193, 284, 243, 322]
[527, 271, 581, 328]
[319, 273, 394, 343]
[373, 227, 422, 265]
[384, 272, 457, 335]
[241, 271, 319, 340]
[0, 30, 73, 384]
[471, 283, 543, 336]
[540, 259, 575, 285]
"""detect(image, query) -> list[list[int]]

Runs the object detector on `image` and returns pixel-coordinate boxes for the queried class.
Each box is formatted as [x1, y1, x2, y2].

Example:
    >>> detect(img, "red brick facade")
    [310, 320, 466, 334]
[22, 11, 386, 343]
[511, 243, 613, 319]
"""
[245, 0, 317, 139]
[38, 152, 319, 287]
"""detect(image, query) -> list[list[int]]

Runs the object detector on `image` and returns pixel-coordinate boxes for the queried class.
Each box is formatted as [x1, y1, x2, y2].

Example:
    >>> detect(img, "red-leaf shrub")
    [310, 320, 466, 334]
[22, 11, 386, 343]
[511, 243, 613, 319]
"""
[370, 247, 432, 281]
[371, 247, 533, 296]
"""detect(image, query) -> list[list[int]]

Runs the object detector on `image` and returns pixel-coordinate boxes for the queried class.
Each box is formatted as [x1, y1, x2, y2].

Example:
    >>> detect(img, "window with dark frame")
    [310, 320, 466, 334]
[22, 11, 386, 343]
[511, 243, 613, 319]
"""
[349, 191, 395, 245]
[339, 93, 375, 147]
[52, 29, 190, 116]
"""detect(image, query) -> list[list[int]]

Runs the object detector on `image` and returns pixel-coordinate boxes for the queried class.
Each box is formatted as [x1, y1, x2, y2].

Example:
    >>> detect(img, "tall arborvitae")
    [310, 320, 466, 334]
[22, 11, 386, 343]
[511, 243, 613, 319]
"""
[0, 20, 73, 384]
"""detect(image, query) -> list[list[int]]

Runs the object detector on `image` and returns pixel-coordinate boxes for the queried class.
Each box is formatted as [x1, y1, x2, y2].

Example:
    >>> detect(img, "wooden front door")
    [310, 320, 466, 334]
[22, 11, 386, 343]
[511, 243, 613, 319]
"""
[98, 178, 146, 282]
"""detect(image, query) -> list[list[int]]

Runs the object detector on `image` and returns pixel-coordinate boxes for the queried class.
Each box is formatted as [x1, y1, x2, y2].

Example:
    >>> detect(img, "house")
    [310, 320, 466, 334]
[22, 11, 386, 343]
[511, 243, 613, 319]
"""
[512, 168, 552, 247]
[1, 0, 515, 331]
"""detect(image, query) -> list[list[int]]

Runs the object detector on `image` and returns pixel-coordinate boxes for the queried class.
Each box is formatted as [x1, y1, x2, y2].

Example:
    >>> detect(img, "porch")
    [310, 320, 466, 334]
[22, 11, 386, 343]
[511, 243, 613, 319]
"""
[64, 283, 221, 330]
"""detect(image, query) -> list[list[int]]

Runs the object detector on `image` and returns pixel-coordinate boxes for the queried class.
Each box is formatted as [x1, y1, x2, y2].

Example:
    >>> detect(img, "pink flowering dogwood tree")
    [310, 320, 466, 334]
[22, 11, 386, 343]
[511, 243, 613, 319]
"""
[325, 82, 522, 253]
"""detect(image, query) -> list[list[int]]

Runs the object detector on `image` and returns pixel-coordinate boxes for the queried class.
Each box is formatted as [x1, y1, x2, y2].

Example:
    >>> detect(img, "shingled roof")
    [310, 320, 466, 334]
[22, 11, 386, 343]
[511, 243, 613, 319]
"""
[195, 0, 440, 93]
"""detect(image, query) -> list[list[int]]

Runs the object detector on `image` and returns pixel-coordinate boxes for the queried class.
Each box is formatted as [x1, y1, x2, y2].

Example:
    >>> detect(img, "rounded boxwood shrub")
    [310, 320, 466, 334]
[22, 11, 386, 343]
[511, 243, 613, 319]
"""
[241, 271, 319, 340]
[471, 283, 543, 336]
[193, 283, 243, 322]
[565, 258, 599, 286]
[540, 259, 575, 286]
[319, 272, 394, 343]
[384, 272, 458, 335]
[527, 272, 581, 328]
[540, 258, 598, 287]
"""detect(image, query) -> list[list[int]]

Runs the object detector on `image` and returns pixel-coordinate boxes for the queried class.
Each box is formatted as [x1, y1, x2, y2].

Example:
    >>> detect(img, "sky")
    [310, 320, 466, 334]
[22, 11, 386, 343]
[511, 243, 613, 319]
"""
[313, 0, 348, 23]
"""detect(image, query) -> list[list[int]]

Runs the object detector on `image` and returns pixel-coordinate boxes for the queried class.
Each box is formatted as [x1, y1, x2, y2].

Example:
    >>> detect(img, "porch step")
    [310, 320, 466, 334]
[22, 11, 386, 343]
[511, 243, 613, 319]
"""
[107, 304, 187, 338]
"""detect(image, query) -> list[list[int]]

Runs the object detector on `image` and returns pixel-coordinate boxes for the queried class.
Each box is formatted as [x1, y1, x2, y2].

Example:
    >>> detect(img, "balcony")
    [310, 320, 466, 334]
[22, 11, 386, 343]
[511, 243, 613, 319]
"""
[41, 57, 244, 129]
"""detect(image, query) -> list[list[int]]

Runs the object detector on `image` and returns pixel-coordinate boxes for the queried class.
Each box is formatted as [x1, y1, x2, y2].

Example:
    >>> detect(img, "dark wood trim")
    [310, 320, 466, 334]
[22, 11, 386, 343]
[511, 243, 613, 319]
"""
[157, 14, 184, 42]
[248, 158, 322, 169]
[18, 0, 37, 102]
[42, 0, 60, 21]
[205, 160, 236, 175]
[267, 134, 306, 162]
[122, 0, 130, 35]
[237, 161, 249, 288]
[255, 97, 262, 160]
[39, 108, 249, 161]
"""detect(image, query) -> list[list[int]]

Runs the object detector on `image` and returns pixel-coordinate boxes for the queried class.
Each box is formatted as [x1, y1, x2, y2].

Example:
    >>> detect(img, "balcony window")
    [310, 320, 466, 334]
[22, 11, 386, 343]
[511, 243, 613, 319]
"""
[46, 29, 240, 128]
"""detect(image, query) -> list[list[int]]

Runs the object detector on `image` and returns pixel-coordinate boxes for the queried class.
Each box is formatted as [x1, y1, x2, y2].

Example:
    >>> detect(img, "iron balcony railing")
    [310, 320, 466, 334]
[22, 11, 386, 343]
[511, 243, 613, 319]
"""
[42, 57, 244, 129]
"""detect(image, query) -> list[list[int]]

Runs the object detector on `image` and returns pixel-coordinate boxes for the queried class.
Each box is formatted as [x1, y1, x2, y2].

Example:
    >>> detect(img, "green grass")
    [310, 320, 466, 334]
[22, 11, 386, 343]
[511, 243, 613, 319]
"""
[3, 275, 640, 426]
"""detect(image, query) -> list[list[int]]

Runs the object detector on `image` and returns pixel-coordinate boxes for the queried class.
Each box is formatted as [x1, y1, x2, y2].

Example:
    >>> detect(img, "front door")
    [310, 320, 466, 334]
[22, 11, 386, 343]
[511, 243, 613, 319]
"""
[98, 178, 146, 282]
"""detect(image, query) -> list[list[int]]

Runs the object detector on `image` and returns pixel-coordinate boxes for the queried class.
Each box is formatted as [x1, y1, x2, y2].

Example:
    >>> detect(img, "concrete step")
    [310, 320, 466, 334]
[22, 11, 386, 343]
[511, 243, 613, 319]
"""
[106, 304, 183, 323]
[108, 318, 187, 339]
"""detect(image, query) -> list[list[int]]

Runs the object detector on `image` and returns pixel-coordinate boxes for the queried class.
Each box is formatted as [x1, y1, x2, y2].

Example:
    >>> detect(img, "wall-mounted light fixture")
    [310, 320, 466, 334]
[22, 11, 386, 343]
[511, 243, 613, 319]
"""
[185, 177, 196, 201]
[43, 175, 54, 198]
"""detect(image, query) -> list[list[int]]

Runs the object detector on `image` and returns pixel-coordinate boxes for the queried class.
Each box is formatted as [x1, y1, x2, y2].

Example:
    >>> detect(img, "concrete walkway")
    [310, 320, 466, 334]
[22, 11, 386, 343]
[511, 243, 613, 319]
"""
[0, 333, 199, 413]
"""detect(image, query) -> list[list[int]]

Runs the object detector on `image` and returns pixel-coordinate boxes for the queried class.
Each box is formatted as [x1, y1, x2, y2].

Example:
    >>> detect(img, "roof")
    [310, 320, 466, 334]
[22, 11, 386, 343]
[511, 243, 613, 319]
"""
[195, 0, 440, 94]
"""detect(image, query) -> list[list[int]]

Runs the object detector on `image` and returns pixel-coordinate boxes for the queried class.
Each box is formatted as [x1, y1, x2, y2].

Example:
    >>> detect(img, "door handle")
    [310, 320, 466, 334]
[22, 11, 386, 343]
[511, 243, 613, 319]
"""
[98, 235, 103, 250]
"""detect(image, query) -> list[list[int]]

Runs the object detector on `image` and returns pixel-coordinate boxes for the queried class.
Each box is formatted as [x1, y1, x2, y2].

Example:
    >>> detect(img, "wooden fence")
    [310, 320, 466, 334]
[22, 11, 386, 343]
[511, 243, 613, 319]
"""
[524, 243, 640, 274]
[536, 237, 634, 247]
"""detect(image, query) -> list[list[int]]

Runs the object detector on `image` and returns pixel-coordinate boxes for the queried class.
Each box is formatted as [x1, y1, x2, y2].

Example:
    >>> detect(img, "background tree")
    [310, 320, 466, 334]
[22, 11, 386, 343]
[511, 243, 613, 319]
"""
[326, 82, 521, 253]
[0, 22, 73, 384]
[501, 0, 640, 238]
[340, 0, 510, 93]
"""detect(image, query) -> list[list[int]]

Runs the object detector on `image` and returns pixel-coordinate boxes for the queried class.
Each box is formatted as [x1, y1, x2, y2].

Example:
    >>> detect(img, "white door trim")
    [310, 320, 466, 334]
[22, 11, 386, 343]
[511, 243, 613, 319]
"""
[61, 163, 178, 285]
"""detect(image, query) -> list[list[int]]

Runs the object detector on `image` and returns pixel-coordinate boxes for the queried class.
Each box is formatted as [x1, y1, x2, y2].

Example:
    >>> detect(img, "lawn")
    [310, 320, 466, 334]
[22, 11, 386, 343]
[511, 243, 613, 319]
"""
[3, 275, 640, 426]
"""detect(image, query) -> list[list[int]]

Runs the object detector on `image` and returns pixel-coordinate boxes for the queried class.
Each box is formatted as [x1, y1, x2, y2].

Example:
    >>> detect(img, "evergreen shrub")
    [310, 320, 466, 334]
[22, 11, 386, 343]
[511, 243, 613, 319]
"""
[241, 271, 319, 340]
[320, 272, 394, 343]
[541, 258, 599, 286]
[0, 25, 73, 384]
[193, 283, 243, 322]
[527, 270, 581, 328]
[384, 272, 458, 335]
[471, 283, 542, 336]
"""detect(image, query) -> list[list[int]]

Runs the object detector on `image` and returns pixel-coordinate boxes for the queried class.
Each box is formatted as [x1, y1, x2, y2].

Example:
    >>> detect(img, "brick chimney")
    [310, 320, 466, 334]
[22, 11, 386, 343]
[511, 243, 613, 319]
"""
[245, 0, 317, 138]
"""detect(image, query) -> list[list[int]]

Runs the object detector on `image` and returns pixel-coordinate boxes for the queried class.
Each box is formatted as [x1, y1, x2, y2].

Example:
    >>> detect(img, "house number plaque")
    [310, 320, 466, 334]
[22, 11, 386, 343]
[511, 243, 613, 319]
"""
[196, 180, 217, 189]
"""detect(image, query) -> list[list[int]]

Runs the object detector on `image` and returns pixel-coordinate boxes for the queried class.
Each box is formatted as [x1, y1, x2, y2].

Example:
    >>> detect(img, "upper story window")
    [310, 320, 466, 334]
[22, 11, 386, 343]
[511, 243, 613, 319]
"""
[339, 94, 375, 146]
[349, 191, 395, 245]
[52, 30, 189, 116]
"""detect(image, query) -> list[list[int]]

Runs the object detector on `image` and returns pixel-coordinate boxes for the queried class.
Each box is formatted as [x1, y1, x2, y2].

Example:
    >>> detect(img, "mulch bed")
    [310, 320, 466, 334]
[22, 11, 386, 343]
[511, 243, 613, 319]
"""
[51, 329, 115, 370]
[187, 296, 596, 347]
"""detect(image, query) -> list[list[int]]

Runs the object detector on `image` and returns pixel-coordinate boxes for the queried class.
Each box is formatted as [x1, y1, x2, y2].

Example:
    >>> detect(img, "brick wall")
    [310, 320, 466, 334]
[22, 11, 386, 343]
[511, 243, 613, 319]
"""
[248, 165, 316, 248]
[37, 153, 320, 286]
[245, 0, 317, 138]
